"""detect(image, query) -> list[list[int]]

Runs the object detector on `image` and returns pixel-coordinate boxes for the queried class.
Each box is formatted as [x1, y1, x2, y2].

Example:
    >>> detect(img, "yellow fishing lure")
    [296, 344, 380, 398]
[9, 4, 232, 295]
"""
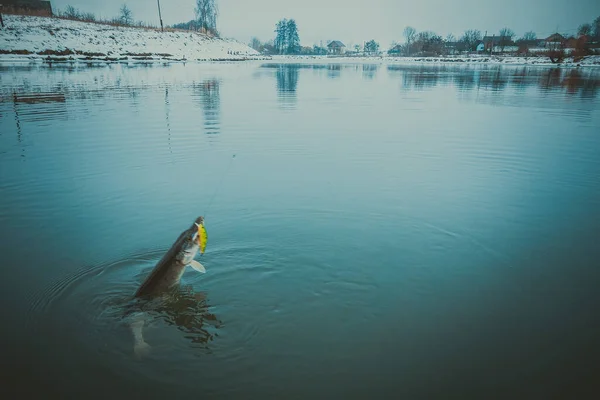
[197, 223, 207, 254]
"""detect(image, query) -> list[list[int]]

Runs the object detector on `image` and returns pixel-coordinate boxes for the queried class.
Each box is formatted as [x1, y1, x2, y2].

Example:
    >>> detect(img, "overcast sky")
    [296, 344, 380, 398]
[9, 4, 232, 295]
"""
[52, 0, 600, 48]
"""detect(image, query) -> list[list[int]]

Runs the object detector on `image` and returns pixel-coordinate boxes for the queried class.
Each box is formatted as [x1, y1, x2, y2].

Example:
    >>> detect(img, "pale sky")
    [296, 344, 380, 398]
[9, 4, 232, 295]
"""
[52, 0, 600, 48]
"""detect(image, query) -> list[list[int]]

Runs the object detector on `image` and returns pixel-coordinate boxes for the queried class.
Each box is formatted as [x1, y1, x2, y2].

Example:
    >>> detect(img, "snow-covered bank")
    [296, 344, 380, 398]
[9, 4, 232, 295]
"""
[266, 54, 600, 67]
[0, 14, 263, 63]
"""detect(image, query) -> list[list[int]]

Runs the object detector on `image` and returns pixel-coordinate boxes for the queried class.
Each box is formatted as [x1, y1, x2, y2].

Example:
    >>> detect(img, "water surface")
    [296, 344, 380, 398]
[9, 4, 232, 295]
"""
[1, 62, 599, 399]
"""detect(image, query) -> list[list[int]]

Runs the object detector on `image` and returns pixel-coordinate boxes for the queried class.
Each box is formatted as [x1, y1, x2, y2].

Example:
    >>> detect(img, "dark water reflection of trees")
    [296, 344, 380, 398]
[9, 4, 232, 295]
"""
[193, 79, 221, 134]
[387, 65, 599, 99]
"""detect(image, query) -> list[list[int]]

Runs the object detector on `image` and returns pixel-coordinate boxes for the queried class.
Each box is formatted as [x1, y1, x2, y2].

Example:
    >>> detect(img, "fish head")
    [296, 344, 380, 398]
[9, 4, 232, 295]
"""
[178, 216, 203, 265]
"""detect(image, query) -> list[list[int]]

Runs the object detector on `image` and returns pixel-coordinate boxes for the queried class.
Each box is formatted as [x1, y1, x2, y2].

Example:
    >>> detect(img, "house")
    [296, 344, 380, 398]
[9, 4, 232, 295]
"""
[387, 44, 402, 56]
[445, 41, 461, 54]
[327, 41, 346, 55]
[476, 41, 485, 52]
[1, 0, 53, 16]
[544, 33, 565, 48]
[482, 35, 513, 51]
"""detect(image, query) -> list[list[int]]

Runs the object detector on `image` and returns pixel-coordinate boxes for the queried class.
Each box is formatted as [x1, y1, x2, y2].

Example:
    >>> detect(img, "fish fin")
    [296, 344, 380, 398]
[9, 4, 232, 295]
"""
[189, 260, 206, 273]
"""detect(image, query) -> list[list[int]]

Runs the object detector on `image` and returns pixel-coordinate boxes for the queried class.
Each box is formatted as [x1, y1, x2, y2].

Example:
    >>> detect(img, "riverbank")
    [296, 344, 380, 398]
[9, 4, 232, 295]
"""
[266, 54, 600, 67]
[0, 14, 261, 63]
[1, 15, 599, 67]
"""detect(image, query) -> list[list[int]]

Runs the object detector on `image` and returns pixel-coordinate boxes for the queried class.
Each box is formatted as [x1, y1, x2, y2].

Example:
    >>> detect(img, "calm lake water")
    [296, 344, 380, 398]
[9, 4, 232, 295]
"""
[1, 62, 599, 399]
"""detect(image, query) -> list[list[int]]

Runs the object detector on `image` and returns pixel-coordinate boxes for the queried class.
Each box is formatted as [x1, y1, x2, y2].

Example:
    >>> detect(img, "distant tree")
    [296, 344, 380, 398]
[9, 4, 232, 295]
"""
[250, 37, 263, 52]
[593, 16, 600, 39]
[195, 0, 218, 34]
[312, 44, 327, 55]
[364, 40, 380, 54]
[403, 26, 416, 55]
[522, 31, 537, 41]
[63, 5, 80, 19]
[516, 31, 537, 55]
[572, 35, 592, 60]
[546, 47, 565, 63]
[120, 4, 133, 26]
[274, 19, 288, 54]
[263, 40, 276, 54]
[578, 23, 592, 36]
[286, 19, 300, 54]
[81, 12, 96, 22]
[498, 28, 515, 52]
[460, 29, 482, 52]
[413, 31, 443, 55]
[354, 44, 362, 53]
[444, 34, 456, 54]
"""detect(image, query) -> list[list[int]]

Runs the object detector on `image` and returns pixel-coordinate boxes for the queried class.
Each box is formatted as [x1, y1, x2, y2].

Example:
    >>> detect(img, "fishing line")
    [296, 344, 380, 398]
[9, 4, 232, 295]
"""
[204, 154, 236, 218]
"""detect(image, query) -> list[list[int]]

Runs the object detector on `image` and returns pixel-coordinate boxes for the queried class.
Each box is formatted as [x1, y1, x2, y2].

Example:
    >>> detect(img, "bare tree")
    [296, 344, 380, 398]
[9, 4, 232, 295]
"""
[498, 28, 515, 52]
[250, 37, 262, 52]
[64, 5, 80, 19]
[120, 4, 133, 26]
[413, 31, 443, 55]
[522, 31, 537, 41]
[460, 29, 482, 52]
[578, 23, 592, 36]
[517, 31, 537, 55]
[195, 0, 218, 34]
[403, 26, 416, 55]
[594, 16, 600, 40]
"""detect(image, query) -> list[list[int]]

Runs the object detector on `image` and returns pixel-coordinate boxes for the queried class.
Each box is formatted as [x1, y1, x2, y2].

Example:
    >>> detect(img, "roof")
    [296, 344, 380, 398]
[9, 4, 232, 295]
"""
[545, 33, 565, 42]
[483, 36, 512, 44]
[327, 41, 345, 48]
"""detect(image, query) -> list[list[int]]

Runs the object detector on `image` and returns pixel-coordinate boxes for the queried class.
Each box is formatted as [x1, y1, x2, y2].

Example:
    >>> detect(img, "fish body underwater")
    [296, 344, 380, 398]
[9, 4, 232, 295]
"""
[129, 216, 207, 357]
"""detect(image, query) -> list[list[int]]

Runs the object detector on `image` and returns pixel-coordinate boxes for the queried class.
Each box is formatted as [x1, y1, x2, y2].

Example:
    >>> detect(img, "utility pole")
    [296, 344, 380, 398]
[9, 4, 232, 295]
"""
[490, 34, 494, 56]
[0, 5, 5, 29]
[157, 0, 164, 32]
[483, 30, 487, 53]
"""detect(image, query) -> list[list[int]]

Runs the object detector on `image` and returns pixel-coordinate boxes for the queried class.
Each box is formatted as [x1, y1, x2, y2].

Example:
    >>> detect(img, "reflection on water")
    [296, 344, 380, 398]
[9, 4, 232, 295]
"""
[1, 62, 599, 398]
[362, 64, 379, 80]
[276, 65, 299, 102]
[133, 285, 222, 347]
[327, 64, 342, 79]
[194, 79, 221, 134]
[164, 86, 172, 155]
[385, 64, 600, 99]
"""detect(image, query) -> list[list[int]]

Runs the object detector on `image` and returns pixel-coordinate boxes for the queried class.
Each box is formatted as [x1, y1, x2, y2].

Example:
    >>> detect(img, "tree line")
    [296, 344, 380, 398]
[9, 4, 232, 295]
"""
[57, 4, 139, 27]
[390, 16, 600, 57]
[55, 1, 220, 36]
[249, 15, 599, 58]
[248, 18, 385, 56]
[173, 0, 219, 36]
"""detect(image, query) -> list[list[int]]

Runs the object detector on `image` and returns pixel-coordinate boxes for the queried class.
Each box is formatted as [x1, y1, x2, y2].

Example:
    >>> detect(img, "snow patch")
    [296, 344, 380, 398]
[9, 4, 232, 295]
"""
[0, 14, 263, 63]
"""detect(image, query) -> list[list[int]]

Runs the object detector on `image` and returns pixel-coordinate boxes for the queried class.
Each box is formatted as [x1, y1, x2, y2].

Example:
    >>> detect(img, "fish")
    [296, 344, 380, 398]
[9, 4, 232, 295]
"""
[134, 216, 206, 298]
[129, 216, 208, 357]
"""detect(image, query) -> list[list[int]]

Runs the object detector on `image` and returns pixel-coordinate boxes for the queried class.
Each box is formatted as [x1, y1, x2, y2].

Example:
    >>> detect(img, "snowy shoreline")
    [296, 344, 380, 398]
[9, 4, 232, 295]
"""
[1, 15, 599, 67]
[0, 14, 262, 64]
[264, 54, 600, 68]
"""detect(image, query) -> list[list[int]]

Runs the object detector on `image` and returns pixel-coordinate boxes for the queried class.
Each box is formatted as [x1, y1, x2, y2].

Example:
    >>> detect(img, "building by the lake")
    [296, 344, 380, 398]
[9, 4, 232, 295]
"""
[327, 41, 346, 55]
[1, 0, 53, 16]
